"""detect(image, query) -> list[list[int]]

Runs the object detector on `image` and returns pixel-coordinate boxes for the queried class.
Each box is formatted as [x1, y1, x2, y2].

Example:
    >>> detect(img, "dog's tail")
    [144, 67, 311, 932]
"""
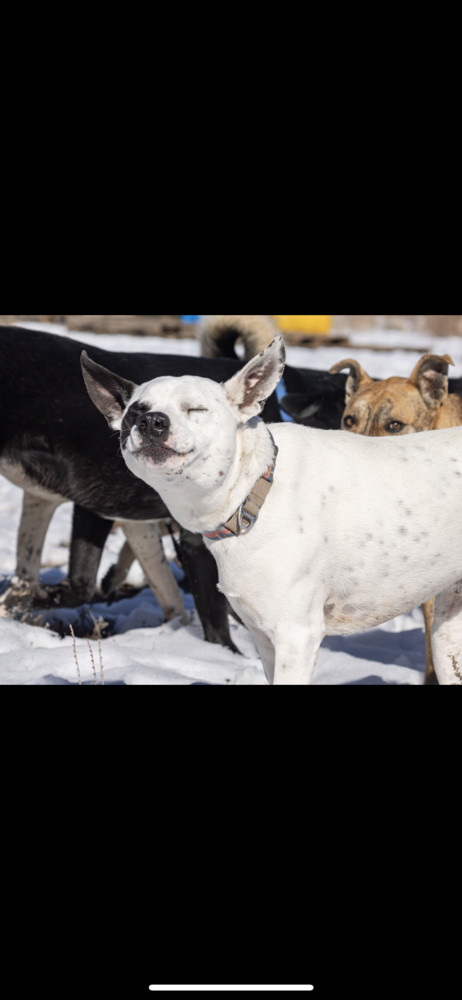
[199, 314, 282, 362]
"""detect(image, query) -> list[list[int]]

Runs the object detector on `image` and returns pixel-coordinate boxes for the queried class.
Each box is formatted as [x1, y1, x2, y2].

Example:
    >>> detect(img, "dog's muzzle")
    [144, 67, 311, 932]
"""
[137, 411, 170, 441]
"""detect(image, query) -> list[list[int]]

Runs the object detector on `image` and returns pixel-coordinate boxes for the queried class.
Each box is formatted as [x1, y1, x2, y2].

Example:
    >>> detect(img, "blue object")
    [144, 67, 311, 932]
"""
[181, 315, 201, 323]
[276, 377, 292, 421]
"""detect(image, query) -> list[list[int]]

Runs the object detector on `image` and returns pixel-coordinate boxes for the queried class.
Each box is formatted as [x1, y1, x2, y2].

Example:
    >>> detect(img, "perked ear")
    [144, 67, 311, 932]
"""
[224, 335, 286, 421]
[408, 353, 454, 408]
[330, 358, 373, 401]
[81, 351, 137, 429]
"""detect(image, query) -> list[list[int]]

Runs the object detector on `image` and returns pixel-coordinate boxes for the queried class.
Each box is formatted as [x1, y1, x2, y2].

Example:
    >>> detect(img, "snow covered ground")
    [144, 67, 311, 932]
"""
[1, 318, 461, 686]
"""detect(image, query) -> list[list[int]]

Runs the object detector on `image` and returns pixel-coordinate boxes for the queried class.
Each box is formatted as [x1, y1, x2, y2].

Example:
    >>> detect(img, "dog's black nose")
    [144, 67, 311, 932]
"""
[137, 411, 170, 439]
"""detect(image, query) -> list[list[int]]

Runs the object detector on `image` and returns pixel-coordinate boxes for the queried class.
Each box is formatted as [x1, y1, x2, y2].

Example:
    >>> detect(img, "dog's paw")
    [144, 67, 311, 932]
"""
[0, 578, 48, 614]
[101, 562, 129, 597]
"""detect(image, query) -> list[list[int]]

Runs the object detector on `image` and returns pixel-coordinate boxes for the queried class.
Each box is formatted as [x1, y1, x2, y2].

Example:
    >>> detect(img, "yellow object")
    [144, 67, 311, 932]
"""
[273, 315, 331, 335]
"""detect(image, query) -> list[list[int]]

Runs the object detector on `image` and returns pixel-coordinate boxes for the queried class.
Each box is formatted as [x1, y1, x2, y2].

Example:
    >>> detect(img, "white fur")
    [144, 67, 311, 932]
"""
[88, 338, 462, 685]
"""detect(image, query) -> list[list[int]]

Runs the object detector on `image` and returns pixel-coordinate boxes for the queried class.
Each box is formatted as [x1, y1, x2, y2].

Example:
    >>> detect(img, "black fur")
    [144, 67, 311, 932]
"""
[281, 368, 347, 429]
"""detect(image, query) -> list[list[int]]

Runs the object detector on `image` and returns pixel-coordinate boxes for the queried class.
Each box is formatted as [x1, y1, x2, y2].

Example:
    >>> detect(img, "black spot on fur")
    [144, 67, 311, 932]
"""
[121, 401, 150, 446]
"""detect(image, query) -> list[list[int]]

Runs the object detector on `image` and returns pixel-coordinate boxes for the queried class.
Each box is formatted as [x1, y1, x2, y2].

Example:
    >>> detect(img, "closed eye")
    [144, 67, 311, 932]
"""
[188, 407, 208, 414]
[129, 402, 149, 416]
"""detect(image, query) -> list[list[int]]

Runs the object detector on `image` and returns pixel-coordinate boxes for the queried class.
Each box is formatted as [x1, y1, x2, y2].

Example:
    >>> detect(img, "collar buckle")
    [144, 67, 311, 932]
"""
[236, 500, 258, 535]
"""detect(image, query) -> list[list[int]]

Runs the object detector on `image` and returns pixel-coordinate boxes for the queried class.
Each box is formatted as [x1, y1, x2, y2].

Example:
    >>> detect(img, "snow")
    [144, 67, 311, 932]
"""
[1, 318, 462, 686]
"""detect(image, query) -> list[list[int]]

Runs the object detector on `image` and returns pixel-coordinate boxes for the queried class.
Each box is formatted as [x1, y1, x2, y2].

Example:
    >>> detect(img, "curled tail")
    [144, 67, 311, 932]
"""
[200, 314, 281, 362]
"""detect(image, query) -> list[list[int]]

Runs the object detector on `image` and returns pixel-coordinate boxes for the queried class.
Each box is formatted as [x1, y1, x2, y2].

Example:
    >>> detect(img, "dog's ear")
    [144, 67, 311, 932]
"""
[223, 335, 286, 421]
[408, 354, 454, 409]
[330, 358, 373, 401]
[81, 352, 137, 430]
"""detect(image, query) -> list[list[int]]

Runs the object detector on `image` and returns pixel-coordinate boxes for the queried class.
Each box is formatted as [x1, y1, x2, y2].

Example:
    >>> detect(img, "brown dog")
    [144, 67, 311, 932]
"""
[330, 353, 462, 686]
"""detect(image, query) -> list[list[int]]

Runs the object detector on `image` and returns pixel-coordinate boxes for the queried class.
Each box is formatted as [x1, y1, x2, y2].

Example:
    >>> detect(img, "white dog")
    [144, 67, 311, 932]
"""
[82, 337, 462, 685]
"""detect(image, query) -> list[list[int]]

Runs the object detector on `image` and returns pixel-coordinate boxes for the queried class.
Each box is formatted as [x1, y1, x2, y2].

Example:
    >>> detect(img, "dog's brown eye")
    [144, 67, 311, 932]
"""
[343, 415, 356, 428]
[386, 421, 404, 433]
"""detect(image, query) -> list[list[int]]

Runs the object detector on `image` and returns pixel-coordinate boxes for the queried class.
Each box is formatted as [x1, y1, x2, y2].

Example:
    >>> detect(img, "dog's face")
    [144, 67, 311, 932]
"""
[330, 353, 454, 436]
[120, 375, 240, 484]
[81, 336, 286, 488]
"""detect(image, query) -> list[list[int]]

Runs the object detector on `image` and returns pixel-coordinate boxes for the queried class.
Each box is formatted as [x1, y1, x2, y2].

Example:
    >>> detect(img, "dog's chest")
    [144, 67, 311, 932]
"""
[209, 533, 280, 631]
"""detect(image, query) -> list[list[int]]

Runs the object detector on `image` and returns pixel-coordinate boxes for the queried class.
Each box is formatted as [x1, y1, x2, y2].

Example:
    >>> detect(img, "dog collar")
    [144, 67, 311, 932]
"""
[203, 432, 278, 541]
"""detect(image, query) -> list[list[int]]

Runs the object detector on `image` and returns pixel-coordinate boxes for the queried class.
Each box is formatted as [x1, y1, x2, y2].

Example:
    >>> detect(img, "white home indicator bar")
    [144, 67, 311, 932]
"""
[148, 988, 314, 993]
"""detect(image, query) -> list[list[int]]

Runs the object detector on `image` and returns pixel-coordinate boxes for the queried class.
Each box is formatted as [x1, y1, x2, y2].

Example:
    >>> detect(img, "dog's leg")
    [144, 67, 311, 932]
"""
[67, 505, 114, 603]
[272, 622, 324, 685]
[432, 586, 462, 684]
[0, 492, 61, 611]
[120, 520, 188, 624]
[247, 628, 276, 684]
[422, 598, 439, 685]
[176, 529, 240, 653]
[103, 523, 183, 596]
[16, 492, 61, 584]
[101, 539, 136, 596]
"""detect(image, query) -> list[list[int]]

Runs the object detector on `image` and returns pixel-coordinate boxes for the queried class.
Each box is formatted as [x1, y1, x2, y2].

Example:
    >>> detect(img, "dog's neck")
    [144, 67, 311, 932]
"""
[153, 418, 276, 536]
